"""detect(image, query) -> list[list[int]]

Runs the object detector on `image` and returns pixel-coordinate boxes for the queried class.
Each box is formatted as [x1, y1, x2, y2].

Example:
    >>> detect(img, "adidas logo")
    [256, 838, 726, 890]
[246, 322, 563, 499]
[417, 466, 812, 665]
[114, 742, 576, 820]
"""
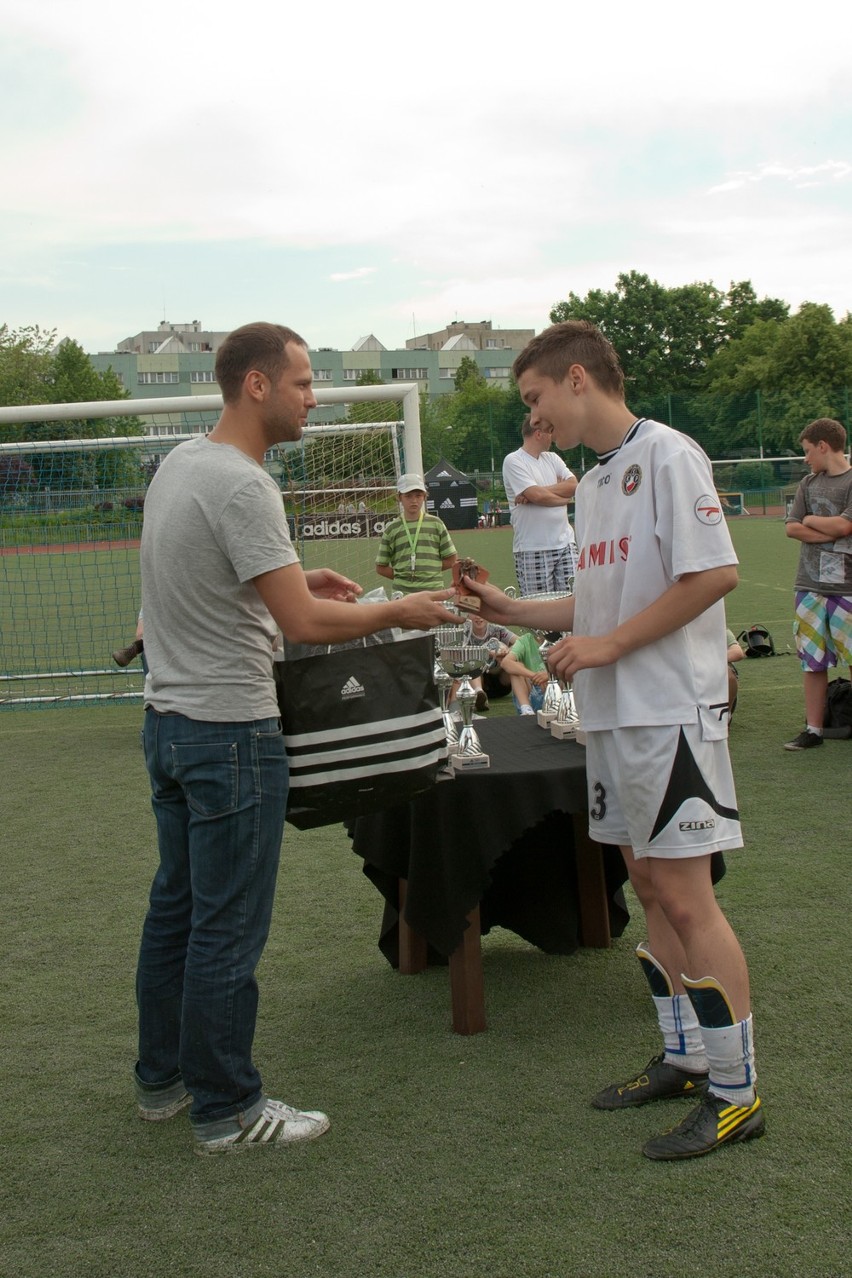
[340, 675, 365, 700]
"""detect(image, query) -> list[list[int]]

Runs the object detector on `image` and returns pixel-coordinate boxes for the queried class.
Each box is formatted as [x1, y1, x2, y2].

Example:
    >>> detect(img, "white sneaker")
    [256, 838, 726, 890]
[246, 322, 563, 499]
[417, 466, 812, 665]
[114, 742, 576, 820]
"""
[194, 1099, 330, 1156]
[519, 705, 535, 716]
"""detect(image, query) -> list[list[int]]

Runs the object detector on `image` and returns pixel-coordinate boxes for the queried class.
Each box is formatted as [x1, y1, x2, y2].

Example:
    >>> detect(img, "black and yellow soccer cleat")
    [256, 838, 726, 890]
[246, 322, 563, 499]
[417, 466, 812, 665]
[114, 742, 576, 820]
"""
[642, 1093, 765, 1161]
[591, 1053, 709, 1110]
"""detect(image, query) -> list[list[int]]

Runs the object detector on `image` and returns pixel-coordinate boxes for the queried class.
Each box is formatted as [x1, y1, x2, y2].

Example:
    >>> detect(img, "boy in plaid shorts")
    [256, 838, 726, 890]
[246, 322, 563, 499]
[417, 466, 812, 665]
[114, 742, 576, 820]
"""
[783, 418, 852, 750]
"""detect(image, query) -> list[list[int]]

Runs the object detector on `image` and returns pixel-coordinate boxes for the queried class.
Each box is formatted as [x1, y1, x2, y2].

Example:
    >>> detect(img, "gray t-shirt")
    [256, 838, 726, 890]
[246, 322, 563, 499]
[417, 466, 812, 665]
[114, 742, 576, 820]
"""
[141, 436, 298, 720]
[786, 469, 852, 593]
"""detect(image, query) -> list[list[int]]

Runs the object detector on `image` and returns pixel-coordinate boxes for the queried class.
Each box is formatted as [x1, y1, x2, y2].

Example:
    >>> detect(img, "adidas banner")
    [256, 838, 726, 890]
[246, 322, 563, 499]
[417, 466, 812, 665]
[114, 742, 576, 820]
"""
[275, 634, 446, 829]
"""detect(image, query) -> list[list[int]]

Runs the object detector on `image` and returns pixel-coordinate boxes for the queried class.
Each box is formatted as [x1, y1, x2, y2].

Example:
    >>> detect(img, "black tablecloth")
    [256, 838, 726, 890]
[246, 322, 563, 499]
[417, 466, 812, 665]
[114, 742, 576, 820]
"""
[349, 716, 631, 964]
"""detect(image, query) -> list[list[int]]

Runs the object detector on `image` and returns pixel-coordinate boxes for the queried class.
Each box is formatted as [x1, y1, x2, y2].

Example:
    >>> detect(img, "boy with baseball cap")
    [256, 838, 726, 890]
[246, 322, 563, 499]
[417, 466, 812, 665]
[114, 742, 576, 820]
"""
[376, 473, 458, 594]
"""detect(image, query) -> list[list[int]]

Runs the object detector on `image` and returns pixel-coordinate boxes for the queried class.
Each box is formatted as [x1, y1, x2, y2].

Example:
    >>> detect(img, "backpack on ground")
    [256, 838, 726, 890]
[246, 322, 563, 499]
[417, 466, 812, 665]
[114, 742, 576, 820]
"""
[737, 625, 775, 658]
[823, 677, 852, 740]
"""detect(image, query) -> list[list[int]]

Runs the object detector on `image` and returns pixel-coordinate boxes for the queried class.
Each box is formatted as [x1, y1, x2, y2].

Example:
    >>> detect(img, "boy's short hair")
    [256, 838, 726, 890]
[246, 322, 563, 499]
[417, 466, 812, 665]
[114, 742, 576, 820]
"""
[215, 322, 307, 405]
[513, 320, 625, 396]
[799, 418, 847, 452]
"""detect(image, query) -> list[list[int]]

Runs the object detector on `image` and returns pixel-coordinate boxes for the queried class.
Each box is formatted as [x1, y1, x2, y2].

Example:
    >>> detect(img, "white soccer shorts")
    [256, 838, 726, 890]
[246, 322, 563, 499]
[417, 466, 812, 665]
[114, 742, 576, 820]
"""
[584, 721, 743, 858]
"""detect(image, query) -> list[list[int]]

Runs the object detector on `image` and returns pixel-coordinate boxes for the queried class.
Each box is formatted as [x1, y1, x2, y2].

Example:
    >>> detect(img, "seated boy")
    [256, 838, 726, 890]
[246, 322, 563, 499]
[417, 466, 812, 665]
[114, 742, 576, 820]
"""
[500, 629, 557, 715]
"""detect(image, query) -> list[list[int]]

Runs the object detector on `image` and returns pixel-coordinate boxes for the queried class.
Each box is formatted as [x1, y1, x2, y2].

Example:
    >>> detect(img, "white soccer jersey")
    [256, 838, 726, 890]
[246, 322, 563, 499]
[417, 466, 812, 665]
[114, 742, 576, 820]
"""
[573, 420, 737, 732]
[502, 447, 577, 552]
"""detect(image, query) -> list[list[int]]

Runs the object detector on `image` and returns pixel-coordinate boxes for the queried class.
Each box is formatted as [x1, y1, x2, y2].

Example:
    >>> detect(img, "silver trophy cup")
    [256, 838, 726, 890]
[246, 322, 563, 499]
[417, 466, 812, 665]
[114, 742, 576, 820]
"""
[433, 625, 466, 750]
[437, 643, 492, 770]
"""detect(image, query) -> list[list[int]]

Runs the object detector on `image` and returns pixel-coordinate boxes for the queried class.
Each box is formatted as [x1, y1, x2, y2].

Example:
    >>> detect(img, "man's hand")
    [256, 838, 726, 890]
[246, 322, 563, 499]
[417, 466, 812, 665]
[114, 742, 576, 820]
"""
[393, 589, 459, 630]
[304, 568, 362, 602]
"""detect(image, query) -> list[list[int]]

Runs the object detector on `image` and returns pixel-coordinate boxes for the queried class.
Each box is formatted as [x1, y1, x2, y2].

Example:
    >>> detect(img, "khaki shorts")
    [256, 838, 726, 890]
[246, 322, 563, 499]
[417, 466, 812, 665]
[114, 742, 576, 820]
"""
[584, 721, 743, 859]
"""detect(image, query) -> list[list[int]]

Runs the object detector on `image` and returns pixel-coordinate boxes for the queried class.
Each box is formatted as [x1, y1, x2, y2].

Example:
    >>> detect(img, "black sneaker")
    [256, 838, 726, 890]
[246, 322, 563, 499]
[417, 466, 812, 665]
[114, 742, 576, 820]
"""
[643, 1093, 765, 1161]
[591, 1053, 709, 1110]
[783, 729, 823, 751]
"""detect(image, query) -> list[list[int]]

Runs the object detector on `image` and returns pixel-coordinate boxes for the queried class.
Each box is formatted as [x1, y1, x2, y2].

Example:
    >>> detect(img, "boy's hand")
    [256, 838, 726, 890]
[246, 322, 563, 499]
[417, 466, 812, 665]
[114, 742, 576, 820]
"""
[547, 634, 621, 682]
[458, 575, 518, 625]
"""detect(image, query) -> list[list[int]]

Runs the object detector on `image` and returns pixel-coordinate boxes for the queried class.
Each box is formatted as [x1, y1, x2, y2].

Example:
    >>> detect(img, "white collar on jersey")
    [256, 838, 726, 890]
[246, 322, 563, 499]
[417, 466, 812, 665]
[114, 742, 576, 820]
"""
[597, 417, 647, 466]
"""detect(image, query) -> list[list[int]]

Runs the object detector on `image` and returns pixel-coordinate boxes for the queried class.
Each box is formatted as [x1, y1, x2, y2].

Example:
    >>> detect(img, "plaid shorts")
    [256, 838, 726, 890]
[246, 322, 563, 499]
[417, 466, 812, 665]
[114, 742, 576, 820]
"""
[514, 545, 577, 596]
[793, 590, 852, 672]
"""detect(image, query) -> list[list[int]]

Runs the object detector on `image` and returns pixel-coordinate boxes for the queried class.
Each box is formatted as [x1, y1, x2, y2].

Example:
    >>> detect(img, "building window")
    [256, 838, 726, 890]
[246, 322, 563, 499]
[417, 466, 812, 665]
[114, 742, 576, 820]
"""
[484, 367, 510, 379]
[342, 369, 359, 381]
[138, 371, 180, 384]
[391, 368, 428, 380]
[485, 339, 498, 348]
[189, 371, 216, 383]
[439, 368, 454, 379]
[312, 369, 333, 381]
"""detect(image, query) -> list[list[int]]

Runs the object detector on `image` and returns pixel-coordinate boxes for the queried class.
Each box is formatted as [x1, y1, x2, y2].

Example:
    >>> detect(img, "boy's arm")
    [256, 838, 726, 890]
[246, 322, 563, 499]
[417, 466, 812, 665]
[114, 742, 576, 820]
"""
[441, 554, 458, 570]
[785, 519, 835, 544]
[376, 563, 395, 581]
[548, 565, 738, 683]
[802, 513, 852, 538]
[500, 651, 548, 685]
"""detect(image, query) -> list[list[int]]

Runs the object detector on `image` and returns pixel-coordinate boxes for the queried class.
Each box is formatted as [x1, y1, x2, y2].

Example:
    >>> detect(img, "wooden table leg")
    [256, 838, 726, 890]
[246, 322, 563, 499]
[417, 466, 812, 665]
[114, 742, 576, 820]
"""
[448, 905, 487, 1034]
[571, 814, 612, 949]
[397, 878, 428, 974]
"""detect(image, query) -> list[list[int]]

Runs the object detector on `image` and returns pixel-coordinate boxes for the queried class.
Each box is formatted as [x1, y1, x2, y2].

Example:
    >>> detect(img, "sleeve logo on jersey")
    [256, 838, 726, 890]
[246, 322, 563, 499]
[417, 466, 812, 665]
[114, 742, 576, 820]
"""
[694, 494, 722, 525]
[621, 464, 642, 496]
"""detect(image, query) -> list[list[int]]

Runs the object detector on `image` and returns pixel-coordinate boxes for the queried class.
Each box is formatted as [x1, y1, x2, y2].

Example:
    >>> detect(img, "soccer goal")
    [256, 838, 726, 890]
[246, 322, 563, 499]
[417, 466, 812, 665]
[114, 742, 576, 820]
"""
[0, 384, 423, 709]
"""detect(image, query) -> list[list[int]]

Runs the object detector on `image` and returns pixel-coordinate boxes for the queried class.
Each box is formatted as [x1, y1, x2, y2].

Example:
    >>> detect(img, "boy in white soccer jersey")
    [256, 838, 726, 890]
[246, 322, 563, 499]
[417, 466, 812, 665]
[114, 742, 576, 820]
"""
[459, 320, 764, 1162]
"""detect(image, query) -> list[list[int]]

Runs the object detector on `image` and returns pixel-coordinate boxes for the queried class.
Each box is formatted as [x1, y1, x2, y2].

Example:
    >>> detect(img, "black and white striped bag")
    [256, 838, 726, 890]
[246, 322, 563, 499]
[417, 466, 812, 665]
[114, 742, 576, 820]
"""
[274, 633, 446, 829]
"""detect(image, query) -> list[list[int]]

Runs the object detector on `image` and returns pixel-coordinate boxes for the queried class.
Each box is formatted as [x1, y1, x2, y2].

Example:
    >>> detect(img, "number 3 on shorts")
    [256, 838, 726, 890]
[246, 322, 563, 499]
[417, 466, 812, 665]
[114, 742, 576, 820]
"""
[590, 780, 607, 821]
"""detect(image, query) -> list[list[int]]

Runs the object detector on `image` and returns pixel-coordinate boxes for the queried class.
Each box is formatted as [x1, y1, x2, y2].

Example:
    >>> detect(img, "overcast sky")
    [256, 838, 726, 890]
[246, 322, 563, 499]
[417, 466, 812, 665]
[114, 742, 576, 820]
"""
[2, 0, 850, 355]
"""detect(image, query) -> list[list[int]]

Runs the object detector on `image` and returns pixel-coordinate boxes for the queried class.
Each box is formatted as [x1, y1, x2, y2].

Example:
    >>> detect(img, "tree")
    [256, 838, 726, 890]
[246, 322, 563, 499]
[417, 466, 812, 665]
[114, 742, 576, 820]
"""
[0, 324, 56, 410]
[453, 356, 486, 391]
[0, 328, 143, 489]
[549, 272, 789, 400]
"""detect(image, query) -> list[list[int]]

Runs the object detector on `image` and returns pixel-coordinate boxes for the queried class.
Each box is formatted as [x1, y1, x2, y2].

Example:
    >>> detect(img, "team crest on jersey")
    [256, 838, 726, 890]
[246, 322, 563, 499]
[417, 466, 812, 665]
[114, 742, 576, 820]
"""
[694, 494, 722, 525]
[621, 464, 642, 496]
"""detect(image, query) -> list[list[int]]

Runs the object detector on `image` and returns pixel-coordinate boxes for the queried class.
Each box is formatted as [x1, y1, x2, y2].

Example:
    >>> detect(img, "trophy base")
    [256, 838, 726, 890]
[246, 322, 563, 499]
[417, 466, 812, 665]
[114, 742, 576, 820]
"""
[550, 720, 579, 740]
[449, 751, 491, 772]
[536, 710, 558, 728]
[575, 729, 587, 747]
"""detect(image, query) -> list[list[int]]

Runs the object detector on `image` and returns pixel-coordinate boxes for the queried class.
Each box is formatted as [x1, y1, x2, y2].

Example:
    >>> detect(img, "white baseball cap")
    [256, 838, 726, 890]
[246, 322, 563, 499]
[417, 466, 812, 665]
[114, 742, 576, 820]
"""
[397, 473, 427, 494]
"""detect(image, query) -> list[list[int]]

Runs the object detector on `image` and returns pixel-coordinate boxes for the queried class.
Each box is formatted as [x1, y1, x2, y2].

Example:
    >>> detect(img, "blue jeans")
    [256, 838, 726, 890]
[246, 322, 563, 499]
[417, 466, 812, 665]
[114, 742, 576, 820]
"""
[136, 709, 288, 1131]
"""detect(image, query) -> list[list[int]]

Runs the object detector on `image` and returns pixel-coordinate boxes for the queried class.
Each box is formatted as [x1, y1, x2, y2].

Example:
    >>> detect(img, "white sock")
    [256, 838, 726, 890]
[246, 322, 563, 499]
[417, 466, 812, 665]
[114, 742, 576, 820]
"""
[653, 994, 708, 1073]
[806, 725, 823, 736]
[702, 1014, 757, 1106]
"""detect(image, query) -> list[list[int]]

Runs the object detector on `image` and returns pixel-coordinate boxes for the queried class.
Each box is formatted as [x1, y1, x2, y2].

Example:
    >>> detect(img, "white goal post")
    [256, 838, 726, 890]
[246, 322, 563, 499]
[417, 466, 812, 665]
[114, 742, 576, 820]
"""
[0, 384, 423, 709]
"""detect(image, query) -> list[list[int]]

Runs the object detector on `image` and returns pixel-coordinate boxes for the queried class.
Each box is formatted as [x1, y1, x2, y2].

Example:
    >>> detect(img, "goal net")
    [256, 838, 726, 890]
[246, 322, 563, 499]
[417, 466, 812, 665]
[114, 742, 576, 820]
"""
[0, 384, 422, 709]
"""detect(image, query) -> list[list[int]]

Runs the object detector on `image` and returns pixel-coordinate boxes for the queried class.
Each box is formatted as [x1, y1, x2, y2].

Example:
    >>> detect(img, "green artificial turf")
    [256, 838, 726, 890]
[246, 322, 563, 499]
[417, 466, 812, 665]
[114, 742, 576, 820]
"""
[2, 516, 850, 1278]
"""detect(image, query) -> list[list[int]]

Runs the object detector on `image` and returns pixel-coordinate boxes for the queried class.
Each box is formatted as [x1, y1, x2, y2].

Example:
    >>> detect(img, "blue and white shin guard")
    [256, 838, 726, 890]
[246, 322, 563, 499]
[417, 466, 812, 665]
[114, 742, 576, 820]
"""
[682, 974, 757, 1106]
[636, 944, 707, 1073]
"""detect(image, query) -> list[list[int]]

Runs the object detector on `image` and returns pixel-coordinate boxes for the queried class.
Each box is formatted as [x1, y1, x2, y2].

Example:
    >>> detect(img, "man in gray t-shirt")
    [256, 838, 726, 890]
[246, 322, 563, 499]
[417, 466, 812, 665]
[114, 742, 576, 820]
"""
[135, 322, 455, 1156]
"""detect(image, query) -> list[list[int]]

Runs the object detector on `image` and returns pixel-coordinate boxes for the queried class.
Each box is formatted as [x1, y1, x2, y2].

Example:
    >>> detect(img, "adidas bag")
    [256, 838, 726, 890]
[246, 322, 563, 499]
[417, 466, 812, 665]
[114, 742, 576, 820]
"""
[823, 677, 852, 740]
[274, 633, 446, 830]
[737, 625, 775, 658]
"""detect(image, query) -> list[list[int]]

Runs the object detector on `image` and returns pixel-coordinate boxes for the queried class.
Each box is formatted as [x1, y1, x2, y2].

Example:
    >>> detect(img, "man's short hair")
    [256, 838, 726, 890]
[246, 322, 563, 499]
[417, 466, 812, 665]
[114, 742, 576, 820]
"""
[513, 321, 625, 396]
[799, 417, 847, 452]
[215, 322, 308, 405]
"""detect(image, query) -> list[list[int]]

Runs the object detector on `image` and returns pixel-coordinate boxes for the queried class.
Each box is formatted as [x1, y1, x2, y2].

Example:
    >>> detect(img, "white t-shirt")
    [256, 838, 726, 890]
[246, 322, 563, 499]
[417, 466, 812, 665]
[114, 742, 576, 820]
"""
[141, 436, 299, 721]
[502, 447, 577, 553]
[573, 420, 737, 732]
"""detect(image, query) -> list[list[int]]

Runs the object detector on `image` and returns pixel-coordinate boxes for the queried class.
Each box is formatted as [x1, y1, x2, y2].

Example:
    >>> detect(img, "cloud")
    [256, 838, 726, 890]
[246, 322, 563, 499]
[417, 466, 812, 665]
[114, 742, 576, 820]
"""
[328, 267, 377, 283]
[709, 160, 852, 195]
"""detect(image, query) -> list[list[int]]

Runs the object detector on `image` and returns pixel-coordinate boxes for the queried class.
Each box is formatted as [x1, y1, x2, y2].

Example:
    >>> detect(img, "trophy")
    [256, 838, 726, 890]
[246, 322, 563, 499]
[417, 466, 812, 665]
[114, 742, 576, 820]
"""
[550, 680, 580, 740]
[536, 633, 563, 727]
[437, 643, 492, 771]
[433, 624, 466, 751]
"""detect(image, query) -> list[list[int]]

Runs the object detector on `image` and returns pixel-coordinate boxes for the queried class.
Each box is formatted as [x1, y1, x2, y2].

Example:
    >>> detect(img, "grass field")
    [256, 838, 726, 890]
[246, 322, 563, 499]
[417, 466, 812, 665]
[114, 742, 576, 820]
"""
[2, 518, 851, 1278]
